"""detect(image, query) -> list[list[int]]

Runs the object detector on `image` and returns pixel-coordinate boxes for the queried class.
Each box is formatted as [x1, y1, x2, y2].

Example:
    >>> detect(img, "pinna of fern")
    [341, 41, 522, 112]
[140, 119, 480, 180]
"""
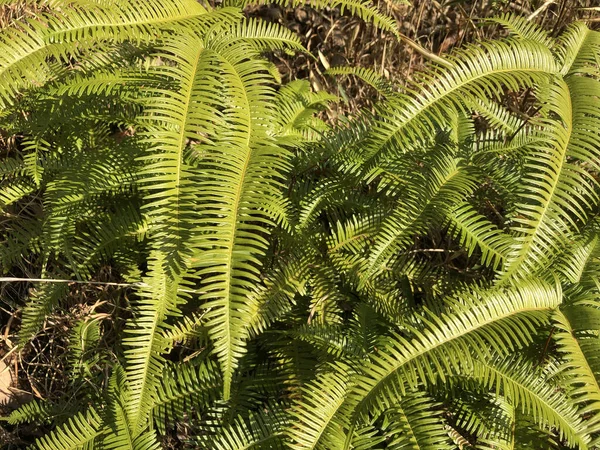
[0, 3, 600, 450]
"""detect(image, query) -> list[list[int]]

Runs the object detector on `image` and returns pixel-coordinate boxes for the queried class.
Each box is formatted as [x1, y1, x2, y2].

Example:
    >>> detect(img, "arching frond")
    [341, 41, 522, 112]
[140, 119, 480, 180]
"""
[326, 66, 395, 97]
[552, 309, 600, 436]
[383, 390, 454, 450]
[196, 408, 288, 450]
[556, 22, 600, 75]
[486, 13, 553, 47]
[153, 359, 222, 434]
[225, 0, 399, 35]
[123, 253, 187, 436]
[0, 0, 208, 106]
[35, 407, 102, 450]
[18, 278, 69, 343]
[286, 365, 353, 449]
[501, 76, 600, 281]
[349, 38, 558, 172]
[363, 154, 479, 281]
[446, 202, 513, 270]
[347, 279, 561, 423]
[471, 356, 590, 448]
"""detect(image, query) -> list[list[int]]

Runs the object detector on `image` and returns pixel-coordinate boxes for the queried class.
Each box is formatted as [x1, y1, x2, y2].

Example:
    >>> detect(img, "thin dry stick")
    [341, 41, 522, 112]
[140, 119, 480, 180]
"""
[0, 277, 143, 288]
[527, 0, 555, 21]
[397, 32, 453, 68]
[0, 277, 205, 295]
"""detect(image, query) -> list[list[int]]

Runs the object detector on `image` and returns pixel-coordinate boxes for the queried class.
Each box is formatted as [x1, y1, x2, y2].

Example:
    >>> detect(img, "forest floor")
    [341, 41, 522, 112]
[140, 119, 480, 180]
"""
[250, 0, 600, 115]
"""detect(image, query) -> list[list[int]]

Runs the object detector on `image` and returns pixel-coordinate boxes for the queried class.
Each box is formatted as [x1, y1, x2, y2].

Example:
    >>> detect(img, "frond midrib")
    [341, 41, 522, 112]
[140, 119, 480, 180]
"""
[500, 80, 573, 282]
[0, 5, 208, 96]
[371, 60, 555, 159]
[473, 359, 589, 446]
[209, 47, 254, 401]
[354, 302, 554, 416]
[367, 164, 461, 274]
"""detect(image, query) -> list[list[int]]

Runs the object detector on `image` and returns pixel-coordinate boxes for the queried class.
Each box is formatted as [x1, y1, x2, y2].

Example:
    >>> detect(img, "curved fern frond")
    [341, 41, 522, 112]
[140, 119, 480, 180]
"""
[184, 34, 293, 398]
[552, 309, 600, 436]
[3, 3, 600, 448]
[501, 76, 600, 282]
[19, 278, 69, 343]
[124, 252, 187, 436]
[286, 365, 353, 449]
[35, 407, 102, 450]
[446, 202, 513, 270]
[0, 0, 208, 106]
[196, 408, 288, 450]
[465, 96, 525, 134]
[348, 279, 561, 424]
[154, 359, 222, 434]
[273, 80, 335, 144]
[485, 13, 553, 47]
[471, 356, 590, 448]
[101, 364, 135, 450]
[326, 66, 395, 97]
[364, 154, 479, 281]
[7, 399, 55, 425]
[383, 391, 454, 450]
[556, 22, 600, 76]
[352, 38, 558, 171]
[225, 0, 399, 35]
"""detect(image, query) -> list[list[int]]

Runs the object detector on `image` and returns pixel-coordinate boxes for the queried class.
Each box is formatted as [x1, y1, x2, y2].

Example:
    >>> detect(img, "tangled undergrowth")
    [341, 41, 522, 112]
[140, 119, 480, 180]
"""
[257, 0, 600, 114]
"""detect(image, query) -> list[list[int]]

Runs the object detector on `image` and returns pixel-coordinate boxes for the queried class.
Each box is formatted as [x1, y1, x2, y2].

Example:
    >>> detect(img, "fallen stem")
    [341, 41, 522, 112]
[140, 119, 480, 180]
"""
[0, 277, 144, 288]
[527, 0, 555, 21]
[397, 32, 453, 68]
[0, 277, 204, 295]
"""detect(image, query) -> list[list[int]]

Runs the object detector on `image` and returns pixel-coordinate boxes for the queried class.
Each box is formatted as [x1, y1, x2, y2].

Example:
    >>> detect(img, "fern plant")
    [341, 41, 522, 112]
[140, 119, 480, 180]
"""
[0, 1, 599, 449]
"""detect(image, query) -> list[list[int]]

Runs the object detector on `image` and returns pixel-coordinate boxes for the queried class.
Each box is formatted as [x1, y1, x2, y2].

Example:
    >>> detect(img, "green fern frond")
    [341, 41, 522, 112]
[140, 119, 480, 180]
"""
[0, 0, 208, 106]
[501, 77, 600, 282]
[123, 252, 188, 436]
[35, 407, 102, 450]
[245, 255, 306, 338]
[364, 154, 479, 281]
[227, 18, 304, 52]
[68, 317, 102, 380]
[326, 66, 395, 97]
[383, 390, 454, 450]
[274, 80, 335, 143]
[352, 38, 558, 171]
[181, 37, 293, 398]
[556, 22, 600, 76]
[552, 309, 600, 436]
[7, 399, 55, 425]
[154, 359, 222, 434]
[286, 365, 353, 449]
[19, 278, 69, 343]
[465, 96, 525, 134]
[161, 311, 208, 351]
[3, 3, 600, 448]
[485, 13, 553, 47]
[446, 202, 513, 270]
[225, 0, 398, 35]
[100, 364, 135, 450]
[471, 356, 590, 448]
[196, 408, 288, 450]
[554, 232, 599, 284]
[348, 279, 561, 421]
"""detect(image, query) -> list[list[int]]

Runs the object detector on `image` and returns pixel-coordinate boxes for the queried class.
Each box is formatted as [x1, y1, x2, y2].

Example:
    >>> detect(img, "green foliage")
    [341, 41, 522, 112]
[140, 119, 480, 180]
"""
[0, 1, 599, 449]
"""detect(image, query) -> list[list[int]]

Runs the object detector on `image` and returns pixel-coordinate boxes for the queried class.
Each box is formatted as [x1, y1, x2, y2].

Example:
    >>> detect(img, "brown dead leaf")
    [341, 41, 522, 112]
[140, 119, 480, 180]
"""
[0, 358, 15, 406]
